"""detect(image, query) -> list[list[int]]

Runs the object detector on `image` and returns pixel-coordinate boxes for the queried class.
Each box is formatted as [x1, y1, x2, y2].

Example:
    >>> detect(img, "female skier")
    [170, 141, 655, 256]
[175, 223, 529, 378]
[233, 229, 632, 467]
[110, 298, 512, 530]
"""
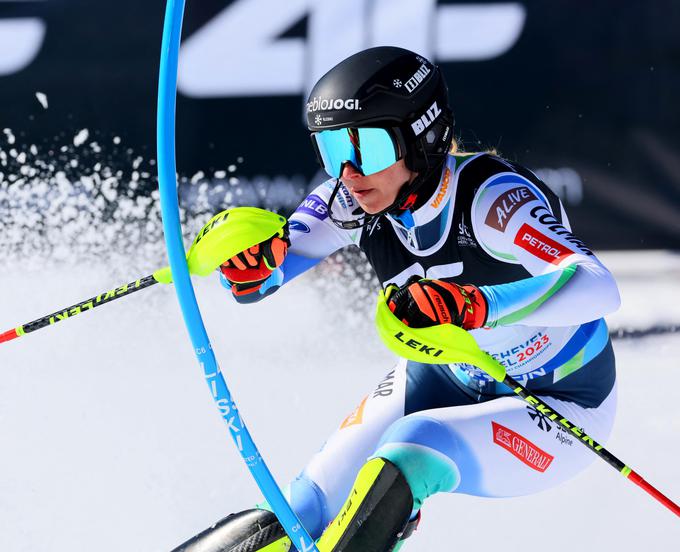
[173, 46, 620, 552]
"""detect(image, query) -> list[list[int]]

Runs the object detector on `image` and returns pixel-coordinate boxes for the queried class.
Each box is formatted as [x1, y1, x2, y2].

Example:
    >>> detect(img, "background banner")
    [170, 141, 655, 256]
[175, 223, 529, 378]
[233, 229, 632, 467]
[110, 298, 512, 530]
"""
[1, 0, 678, 249]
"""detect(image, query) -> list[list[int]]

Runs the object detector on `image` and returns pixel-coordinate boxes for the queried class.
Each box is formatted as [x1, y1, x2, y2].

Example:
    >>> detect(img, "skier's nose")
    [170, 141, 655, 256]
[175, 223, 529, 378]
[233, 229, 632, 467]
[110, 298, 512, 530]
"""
[341, 162, 363, 180]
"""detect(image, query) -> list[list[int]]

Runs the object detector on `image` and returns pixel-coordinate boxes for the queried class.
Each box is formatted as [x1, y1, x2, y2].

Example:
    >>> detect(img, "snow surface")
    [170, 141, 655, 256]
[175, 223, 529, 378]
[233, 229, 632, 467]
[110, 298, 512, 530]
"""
[0, 253, 679, 552]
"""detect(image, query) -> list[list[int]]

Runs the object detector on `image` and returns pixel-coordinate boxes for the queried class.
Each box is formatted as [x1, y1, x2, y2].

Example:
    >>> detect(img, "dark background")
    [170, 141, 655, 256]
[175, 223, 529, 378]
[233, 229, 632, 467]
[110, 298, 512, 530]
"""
[1, 0, 678, 249]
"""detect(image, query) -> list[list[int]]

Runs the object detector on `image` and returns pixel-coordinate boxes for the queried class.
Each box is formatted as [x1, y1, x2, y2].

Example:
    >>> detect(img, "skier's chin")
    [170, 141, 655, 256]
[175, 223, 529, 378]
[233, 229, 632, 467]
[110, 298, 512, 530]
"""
[357, 200, 384, 215]
[354, 192, 393, 215]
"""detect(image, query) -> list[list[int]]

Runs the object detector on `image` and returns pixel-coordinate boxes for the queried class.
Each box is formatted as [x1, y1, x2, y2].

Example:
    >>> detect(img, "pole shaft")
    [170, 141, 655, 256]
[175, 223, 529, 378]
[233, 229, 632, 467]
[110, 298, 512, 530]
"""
[1, 275, 158, 343]
[503, 374, 680, 517]
[627, 470, 680, 517]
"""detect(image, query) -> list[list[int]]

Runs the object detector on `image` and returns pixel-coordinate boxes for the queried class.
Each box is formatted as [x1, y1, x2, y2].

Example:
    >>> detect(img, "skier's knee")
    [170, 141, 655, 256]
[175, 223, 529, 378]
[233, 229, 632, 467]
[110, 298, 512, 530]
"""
[374, 415, 461, 510]
[288, 474, 328, 538]
[259, 474, 327, 539]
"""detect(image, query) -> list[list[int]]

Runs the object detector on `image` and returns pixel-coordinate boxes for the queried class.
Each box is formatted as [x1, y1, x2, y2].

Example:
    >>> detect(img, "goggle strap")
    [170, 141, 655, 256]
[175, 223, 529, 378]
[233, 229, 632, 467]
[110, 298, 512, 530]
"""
[326, 178, 372, 230]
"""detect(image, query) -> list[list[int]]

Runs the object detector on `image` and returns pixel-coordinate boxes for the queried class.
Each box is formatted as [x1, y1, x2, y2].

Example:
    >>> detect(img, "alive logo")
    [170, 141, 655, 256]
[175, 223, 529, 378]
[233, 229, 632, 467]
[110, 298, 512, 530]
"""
[484, 186, 537, 231]
[492, 421, 554, 472]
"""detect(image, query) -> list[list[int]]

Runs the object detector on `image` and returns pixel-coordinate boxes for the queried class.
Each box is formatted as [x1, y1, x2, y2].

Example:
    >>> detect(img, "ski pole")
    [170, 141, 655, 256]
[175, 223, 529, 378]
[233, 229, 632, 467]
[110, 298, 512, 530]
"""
[0, 207, 284, 346]
[375, 291, 680, 518]
[0, 274, 162, 344]
[502, 374, 680, 516]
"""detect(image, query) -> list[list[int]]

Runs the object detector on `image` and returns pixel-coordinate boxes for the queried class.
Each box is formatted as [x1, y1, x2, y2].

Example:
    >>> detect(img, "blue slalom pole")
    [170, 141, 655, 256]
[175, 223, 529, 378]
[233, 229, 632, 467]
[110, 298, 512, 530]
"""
[156, 2, 318, 550]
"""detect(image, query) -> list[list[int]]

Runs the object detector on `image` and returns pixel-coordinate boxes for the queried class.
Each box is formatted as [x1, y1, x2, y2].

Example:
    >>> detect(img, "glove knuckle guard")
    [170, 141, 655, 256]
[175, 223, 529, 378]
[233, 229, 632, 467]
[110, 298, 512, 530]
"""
[219, 228, 289, 299]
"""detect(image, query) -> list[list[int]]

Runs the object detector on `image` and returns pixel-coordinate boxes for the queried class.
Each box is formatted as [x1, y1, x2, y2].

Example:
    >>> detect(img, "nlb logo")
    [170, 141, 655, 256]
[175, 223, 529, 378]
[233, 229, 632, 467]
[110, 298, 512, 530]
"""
[411, 101, 442, 136]
[296, 193, 328, 221]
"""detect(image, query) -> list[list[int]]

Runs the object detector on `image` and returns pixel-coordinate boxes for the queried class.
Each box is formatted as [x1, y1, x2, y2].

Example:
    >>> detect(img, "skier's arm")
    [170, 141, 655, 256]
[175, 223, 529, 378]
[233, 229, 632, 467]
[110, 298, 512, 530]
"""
[220, 180, 361, 303]
[471, 176, 620, 327]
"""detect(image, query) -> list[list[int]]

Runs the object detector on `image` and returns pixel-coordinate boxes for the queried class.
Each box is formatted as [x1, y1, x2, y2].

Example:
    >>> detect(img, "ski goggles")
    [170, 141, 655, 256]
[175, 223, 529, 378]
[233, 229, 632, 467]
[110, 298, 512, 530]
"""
[310, 127, 404, 178]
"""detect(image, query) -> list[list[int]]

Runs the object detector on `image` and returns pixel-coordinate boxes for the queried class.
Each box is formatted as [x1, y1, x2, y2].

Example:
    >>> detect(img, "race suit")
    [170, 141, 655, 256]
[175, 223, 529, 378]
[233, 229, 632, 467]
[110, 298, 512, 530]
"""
[221, 152, 620, 538]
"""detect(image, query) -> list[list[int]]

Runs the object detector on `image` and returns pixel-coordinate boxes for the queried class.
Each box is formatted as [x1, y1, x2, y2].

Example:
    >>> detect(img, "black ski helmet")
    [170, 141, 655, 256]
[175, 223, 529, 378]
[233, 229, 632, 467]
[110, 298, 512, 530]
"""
[306, 46, 453, 185]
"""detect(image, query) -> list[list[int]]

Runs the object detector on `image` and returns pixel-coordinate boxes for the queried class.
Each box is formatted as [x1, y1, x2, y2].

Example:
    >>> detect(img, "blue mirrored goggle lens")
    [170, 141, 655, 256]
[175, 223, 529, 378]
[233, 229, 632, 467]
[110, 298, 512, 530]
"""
[312, 128, 399, 178]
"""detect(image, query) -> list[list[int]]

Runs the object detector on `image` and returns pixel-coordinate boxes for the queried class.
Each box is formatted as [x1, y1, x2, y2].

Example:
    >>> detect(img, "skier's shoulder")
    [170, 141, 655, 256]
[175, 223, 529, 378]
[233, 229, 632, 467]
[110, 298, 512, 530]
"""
[296, 178, 359, 222]
[450, 151, 535, 186]
[289, 178, 362, 247]
[465, 155, 569, 258]
[455, 153, 554, 217]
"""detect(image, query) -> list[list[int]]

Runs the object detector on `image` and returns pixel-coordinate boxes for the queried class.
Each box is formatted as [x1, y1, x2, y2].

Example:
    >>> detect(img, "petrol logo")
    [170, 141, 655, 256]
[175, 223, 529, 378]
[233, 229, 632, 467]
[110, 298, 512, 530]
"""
[514, 223, 575, 264]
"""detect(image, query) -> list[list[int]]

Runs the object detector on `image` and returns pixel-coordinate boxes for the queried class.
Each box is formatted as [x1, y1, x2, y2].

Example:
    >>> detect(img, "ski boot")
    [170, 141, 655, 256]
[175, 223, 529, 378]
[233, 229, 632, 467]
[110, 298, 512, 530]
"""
[172, 458, 418, 552]
[316, 457, 415, 552]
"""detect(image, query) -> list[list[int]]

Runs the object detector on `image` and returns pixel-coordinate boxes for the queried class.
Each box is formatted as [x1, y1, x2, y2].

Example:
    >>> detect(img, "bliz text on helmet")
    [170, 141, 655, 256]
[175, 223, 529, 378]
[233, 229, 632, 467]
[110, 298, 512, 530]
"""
[307, 97, 360, 113]
[404, 62, 431, 93]
[411, 101, 442, 136]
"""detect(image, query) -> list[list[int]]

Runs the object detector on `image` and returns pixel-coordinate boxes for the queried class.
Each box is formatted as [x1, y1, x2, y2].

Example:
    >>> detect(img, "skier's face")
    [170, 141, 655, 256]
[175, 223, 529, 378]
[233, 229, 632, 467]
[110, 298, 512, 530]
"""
[341, 159, 416, 214]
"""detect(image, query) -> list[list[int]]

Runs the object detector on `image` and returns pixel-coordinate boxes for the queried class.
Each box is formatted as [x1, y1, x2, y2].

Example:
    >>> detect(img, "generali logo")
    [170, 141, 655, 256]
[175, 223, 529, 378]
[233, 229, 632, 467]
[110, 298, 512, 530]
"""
[431, 168, 451, 208]
[492, 421, 554, 472]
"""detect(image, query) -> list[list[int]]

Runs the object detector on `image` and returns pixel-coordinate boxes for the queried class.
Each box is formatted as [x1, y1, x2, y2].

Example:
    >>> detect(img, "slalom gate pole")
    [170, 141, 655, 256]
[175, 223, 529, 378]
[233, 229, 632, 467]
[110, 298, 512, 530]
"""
[156, 2, 319, 551]
[0, 274, 160, 344]
[375, 293, 680, 518]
